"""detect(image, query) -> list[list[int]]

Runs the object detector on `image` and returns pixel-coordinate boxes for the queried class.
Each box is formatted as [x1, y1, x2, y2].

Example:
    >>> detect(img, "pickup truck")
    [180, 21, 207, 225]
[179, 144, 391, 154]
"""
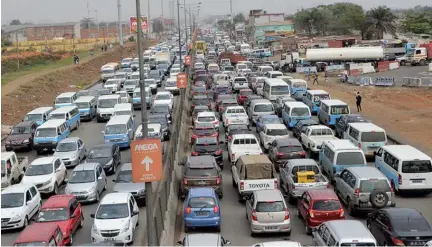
[279, 159, 329, 203]
[231, 155, 278, 200]
[232, 77, 249, 93]
[300, 125, 338, 154]
[222, 106, 249, 127]
[228, 134, 262, 164]
[1, 152, 29, 189]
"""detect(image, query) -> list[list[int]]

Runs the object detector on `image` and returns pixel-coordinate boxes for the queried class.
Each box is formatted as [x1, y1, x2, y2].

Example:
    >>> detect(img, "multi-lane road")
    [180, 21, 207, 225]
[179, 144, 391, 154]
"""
[1, 82, 175, 246]
[176, 102, 432, 246]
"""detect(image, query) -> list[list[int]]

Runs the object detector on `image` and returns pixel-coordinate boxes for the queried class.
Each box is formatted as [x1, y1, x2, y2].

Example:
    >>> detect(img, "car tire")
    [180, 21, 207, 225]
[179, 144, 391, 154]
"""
[22, 216, 29, 229]
[53, 183, 59, 195]
[232, 177, 236, 188]
[79, 214, 84, 228]
[96, 190, 100, 202]
[347, 198, 356, 216]
[68, 234, 73, 246]
[305, 224, 311, 235]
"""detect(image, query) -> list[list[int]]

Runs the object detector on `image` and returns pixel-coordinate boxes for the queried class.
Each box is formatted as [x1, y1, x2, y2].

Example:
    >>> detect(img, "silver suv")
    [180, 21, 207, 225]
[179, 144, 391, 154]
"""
[334, 166, 395, 216]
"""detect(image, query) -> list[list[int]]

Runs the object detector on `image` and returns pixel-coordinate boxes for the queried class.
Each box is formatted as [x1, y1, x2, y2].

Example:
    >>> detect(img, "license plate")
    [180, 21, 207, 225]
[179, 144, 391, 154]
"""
[265, 226, 278, 230]
[196, 211, 209, 216]
[2, 222, 7, 227]
[104, 238, 115, 241]
[412, 179, 424, 183]
[198, 181, 206, 185]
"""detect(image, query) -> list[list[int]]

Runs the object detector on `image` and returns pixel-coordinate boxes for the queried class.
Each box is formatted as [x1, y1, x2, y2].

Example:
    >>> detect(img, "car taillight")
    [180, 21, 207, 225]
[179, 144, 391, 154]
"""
[354, 188, 360, 197]
[240, 181, 244, 190]
[185, 207, 191, 214]
[309, 209, 315, 218]
[398, 174, 402, 185]
[191, 151, 199, 156]
[216, 177, 221, 184]
[251, 209, 258, 221]
[339, 208, 344, 217]
[215, 149, 223, 155]
[213, 206, 219, 213]
[183, 178, 188, 185]
[207, 103, 211, 107]
[391, 237, 405, 246]
[274, 179, 278, 189]
[231, 153, 235, 161]
[277, 152, 284, 157]
[284, 209, 290, 220]
[212, 120, 219, 124]
[299, 151, 306, 157]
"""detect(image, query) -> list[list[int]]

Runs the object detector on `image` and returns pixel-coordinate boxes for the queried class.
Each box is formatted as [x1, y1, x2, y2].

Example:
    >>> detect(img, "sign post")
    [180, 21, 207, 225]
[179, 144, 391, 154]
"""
[177, 72, 187, 89]
[184, 55, 191, 66]
[131, 139, 163, 183]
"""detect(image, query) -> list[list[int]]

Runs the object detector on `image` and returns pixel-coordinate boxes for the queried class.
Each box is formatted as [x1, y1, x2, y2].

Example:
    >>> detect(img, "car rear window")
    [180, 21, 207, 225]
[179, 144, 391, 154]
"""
[185, 167, 218, 177]
[360, 132, 386, 142]
[401, 160, 432, 173]
[392, 218, 432, 232]
[279, 146, 303, 153]
[267, 129, 288, 136]
[336, 152, 365, 166]
[192, 99, 208, 105]
[359, 179, 390, 193]
[198, 116, 215, 122]
[312, 200, 341, 211]
[256, 201, 285, 212]
[188, 197, 216, 208]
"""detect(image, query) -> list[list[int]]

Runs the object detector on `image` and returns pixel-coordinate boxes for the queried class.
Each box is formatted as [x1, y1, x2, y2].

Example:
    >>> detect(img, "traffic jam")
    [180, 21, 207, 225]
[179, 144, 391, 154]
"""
[2, 28, 432, 247]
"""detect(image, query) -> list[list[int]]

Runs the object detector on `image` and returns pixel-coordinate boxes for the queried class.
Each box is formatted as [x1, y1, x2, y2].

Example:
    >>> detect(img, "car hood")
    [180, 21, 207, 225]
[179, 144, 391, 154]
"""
[66, 182, 95, 193]
[37, 221, 71, 233]
[1, 207, 25, 218]
[53, 151, 77, 159]
[94, 218, 130, 231]
[309, 136, 338, 142]
[113, 182, 145, 193]
[22, 174, 53, 185]
[6, 134, 31, 142]
[86, 157, 112, 165]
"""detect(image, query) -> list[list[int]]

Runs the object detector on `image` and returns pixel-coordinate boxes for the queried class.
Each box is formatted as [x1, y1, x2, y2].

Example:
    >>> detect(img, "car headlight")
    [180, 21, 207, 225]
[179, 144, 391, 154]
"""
[42, 178, 52, 187]
[10, 214, 22, 221]
[87, 184, 97, 193]
[121, 220, 130, 233]
[5, 141, 11, 144]
[52, 141, 57, 144]
[92, 224, 99, 234]
[23, 139, 30, 143]
[122, 137, 129, 141]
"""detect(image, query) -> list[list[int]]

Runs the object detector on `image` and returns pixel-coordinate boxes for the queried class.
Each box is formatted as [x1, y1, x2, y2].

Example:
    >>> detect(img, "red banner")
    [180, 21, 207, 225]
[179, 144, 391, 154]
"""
[129, 16, 148, 33]
[349, 69, 361, 76]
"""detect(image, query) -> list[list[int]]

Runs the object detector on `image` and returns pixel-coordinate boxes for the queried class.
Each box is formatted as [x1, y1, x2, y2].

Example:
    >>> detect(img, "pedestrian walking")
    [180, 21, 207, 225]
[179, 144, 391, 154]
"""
[356, 92, 362, 112]
[313, 71, 319, 85]
[324, 70, 328, 82]
[101, 46, 104, 52]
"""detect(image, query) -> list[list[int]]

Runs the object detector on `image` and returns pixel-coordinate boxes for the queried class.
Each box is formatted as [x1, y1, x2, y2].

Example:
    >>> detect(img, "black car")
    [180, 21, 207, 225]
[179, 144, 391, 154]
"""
[335, 114, 369, 138]
[267, 138, 306, 170]
[156, 63, 169, 75]
[86, 144, 121, 175]
[78, 242, 125, 246]
[191, 95, 210, 113]
[225, 124, 253, 142]
[367, 208, 432, 246]
[148, 70, 163, 86]
[148, 114, 171, 141]
[292, 119, 319, 139]
[191, 137, 224, 166]
[179, 155, 223, 199]
[151, 104, 172, 121]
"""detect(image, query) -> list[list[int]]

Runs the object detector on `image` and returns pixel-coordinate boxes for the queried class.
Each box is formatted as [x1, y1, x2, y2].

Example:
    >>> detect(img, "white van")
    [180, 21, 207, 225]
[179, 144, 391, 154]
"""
[114, 103, 134, 119]
[247, 99, 275, 125]
[257, 66, 273, 76]
[265, 71, 283, 78]
[375, 145, 432, 194]
[100, 64, 117, 81]
[263, 78, 290, 101]
[281, 101, 312, 128]
[344, 123, 387, 157]
[96, 94, 121, 122]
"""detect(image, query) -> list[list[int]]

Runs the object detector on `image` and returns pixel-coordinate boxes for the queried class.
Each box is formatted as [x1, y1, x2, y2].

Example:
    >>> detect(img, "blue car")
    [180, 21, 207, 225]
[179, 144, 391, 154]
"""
[184, 188, 221, 232]
[256, 115, 281, 134]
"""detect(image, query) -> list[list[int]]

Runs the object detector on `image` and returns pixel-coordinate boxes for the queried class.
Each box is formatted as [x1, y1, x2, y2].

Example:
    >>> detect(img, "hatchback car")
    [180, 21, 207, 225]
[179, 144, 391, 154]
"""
[13, 222, 66, 246]
[195, 112, 219, 129]
[150, 104, 172, 121]
[244, 94, 263, 108]
[35, 195, 84, 245]
[112, 163, 146, 206]
[237, 89, 254, 105]
[292, 119, 319, 139]
[53, 137, 86, 168]
[297, 189, 345, 234]
[224, 124, 253, 142]
[246, 189, 291, 236]
[153, 91, 174, 110]
[255, 115, 281, 134]
[177, 233, 231, 246]
[191, 137, 224, 166]
[86, 144, 121, 175]
[184, 188, 221, 232]
[180, 156, 223, 199]
[367, 208, 432, 246]
[65, 162, 107, 203]
[191, 122, 218, 143]
[267, 138, 306, 170]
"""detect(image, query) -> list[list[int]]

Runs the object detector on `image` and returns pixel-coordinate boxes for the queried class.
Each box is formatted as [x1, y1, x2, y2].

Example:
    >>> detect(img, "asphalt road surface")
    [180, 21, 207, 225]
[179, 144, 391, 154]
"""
[368, 65, 432, 86]
[176, 103, 432, 246]
[1, 81, 175, 246]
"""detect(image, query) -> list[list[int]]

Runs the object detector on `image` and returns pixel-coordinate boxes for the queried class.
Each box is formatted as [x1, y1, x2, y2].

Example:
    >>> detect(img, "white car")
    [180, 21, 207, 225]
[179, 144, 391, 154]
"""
[222, 106, 249, 127]
[195, 50, 205, 59]
[153, 91, 174, 110]
[194, 62, 205, 70]
[90, 193, 139, 244]
[21, 156, 67, 195]
[170, 68, 181, 77]
[195, 111, 219, 129]
[145, 79, 158, 94]
[164, 77, 180, 95]
[259, 124, 290, 151]
[135, 123, 163, 140]
[1, 183, 41, 230]
[104, 79, 120, 93]
[116, 91, 131, 103]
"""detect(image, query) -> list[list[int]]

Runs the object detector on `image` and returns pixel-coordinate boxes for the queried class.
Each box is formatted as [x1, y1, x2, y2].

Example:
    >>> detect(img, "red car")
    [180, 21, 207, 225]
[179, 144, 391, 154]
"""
[237, 89, 254, 105]
[35, 195, 84, 245]
[297, 189, 344, 234]
[13, 222, 65, 246]
[191, 122, 219, 143]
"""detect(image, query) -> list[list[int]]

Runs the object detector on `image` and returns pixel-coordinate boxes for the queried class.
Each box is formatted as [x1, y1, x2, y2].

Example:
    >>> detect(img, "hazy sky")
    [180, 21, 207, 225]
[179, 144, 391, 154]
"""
[1, 0, 430, 24]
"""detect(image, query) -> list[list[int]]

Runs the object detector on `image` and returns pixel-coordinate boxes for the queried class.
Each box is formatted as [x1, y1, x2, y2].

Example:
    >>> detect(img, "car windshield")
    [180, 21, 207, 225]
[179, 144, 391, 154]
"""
[311, 128, 333, 136]
[156, 94, 171, 100]
[392, 218, 432, 232]
[152, 105, 169, 113]
[313, 94, 330, 102]
[11, 126, 31, 135]
[188, 197, 216, 208]
[193, 87, 206, 92]
[88, 147, 111, 158]
[35, 128, 56, 137]
[193, 99, 209, 105]
[359, 179, 390, 193]
[340, 244, 376, 247]
[1, 193, 24, 208]
[166, 80, 176, 86]
[146, 80, 156, 85]
[75, 102, 90, 109]
[254, 104, 273, 112]
[56, 97, 71, 104]
[291, 108, 310, 117]
[401, 160, 432, 173]
[98, 99, 118, 108]
[256, 201, 285, 212]
[148, 117, 167, 127]
[115, 74, 126, 79]
[115, 110, 131, 116]
[115, 169, 132, 183]
[336, 152, 365, 165]
[48, 113, 65, 120]
[24, 114, 42, 121]
[96, 204, 129, 219]
[102, 69, 114, 73]
[271, 86, 289, 95]
[330, 105, 349, 114]
[186, 167, 218, 177]
[312, 200, 341, 211]
[267, 129, 288, 136]
[25, 164, 53, 176]
[56, 142, 77, 152]
[280, 146, 303, 153]
[360, 132, 386, 142]
[263, 117, 280, 124]
[224, 66, 234, 71]
[37, 208, 69, 222]
[105, 124, 127, 135]
[69, 170, 95, 183]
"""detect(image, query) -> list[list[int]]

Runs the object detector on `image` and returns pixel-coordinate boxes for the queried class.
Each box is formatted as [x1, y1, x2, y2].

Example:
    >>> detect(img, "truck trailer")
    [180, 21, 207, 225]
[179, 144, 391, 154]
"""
[305, 47, 384, 62]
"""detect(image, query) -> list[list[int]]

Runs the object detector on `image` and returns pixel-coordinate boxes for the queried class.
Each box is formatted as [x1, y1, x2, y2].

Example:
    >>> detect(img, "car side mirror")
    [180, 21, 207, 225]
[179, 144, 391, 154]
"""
[101, 131, 105, 134]
[176, 241, 183, 245]
[98, 176, 103, 180]
[112, 179, 116, 182]
[90, 213, 95, 218]
[316, 145, 322, 149]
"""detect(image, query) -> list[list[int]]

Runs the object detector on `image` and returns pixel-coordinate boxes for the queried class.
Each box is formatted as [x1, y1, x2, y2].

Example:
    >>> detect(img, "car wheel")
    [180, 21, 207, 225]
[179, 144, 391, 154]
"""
[305, 224, 311, 235]
[79, 214, 84, 228]
[96, 190, 100, 202]
[68, 234, 73, 246]
[53, 183, 59, 195]
[22, 216, 29, 229]
[104, 180, 107, 191]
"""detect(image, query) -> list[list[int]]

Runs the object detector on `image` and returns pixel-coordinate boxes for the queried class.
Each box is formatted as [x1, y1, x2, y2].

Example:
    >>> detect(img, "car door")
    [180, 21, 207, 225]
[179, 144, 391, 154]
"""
[95, 167, 102, 194]
[53, 159, 64, 184]
[24, 189, 33, 218]
[370, 211, 386, 245]
[245, 193, 255, 222]
[114, 145, 121, 166]
[29, 186, 40, 217]
[78, 139, 86, 160]
[298, 192, 310, 219]
[336, 170, 350, 200]
[68, 200, 78, 232]
[97, 165, 106, 191]
[130, 197, 139, 227]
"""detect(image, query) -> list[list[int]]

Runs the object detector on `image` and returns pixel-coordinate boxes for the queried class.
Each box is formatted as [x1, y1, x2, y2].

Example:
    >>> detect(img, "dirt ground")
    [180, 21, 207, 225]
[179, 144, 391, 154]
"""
[306, 76, 432, 156]
[1, 41, 157, 127]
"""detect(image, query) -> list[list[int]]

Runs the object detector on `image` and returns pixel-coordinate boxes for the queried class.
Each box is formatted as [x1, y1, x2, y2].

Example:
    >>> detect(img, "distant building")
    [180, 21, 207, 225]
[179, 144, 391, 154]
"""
[247, 9, 294, 45]
[80, 24, 129, 39]
[1, 22, 80, 42]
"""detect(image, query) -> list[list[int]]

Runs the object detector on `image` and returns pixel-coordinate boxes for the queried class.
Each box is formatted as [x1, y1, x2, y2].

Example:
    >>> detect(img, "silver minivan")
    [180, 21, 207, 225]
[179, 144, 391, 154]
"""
[312, 220, 377, 246]
[334, 166, 395, 216]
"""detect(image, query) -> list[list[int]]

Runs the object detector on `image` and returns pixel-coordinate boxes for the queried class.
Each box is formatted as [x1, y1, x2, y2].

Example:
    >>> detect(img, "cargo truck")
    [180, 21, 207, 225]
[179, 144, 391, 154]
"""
[305, 47, 384, 62]
[407, 42, 432, 66]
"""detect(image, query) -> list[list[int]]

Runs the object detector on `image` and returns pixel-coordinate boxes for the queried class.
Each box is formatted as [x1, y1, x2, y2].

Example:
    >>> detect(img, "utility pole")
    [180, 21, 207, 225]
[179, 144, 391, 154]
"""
[135, 0, 153, 245]
[177, 0, 182, 68]
[87, 0, 90, 21]
[94, 10, 100, 38]
[148, 0, 151, 34]
[15, 32, 19, 71]
[184, 0, 187, 44]
[161, 0, 164, 31]
[229, 0, 233, 24]
[117, 0, 124, 46]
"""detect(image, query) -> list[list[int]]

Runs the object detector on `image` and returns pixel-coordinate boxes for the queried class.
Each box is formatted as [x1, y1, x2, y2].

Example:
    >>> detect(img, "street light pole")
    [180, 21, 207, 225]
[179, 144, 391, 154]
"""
[177, 0, 182, 68]
[135, 0, 153, 246]
[148, 0, 151, 34]
[184, 0, 187, 44]
[161, 0, 164, 31]
[94, 10, 100, 38]
[117, 0, 124, 46]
